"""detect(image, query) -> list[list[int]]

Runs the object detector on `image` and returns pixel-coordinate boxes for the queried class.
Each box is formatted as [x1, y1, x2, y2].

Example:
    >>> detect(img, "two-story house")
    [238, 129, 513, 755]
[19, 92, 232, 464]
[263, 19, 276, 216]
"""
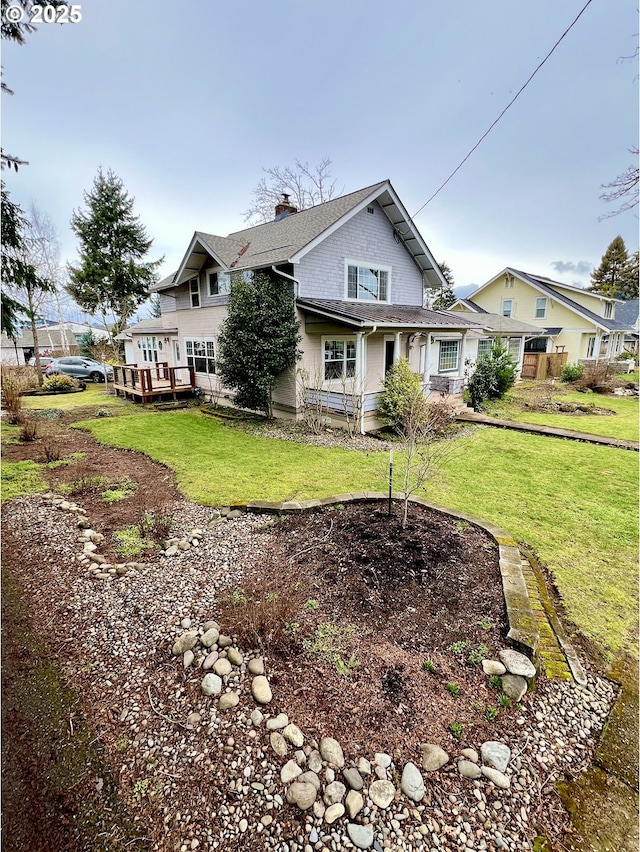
[451, 268, 630, 376]
[121, 182, 536, 430]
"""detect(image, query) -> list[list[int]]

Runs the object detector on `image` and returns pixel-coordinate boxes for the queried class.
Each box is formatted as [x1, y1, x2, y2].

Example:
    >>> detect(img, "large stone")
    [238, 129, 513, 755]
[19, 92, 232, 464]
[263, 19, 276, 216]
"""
[281, 759, 302, 784]
[171, 630, 198, 657]
[218, 634, 233, 648]
[498, 649, 536, 678]
[266, 713, 288, 731]
[458, 759, 482, 780]
[357, 757, 371, 775]
[481, 766, 511, 789]
[248, 657, 265, 675]
[213, 658, 232, 677]
[218, 691, 239, 710]
[345, 789, 364, 818]
[347, 823, 374, 849]
[227, 647, 243, 666]
[283, 724, 305, 747]
[369, 779, 396, 809]
[482, 659, 507, 676]
[201, 673, 222, 696]
[200, 627, 219, 648]
[375, 752, 392, 769]
[319, 737, 345, 768]
[343, 767, 364, 790]
[202, 650, 218, 670]
[286, 781, 316, 810]
[481, 741, 511, 773]
[460, 748, 479, 763]
[401, 762, 425, 802]
[298, 771, 321, 790]
[324, 803, 345, 824]
[251, 675, 272, 704]
[308, 750, 323, 773]
[323, 781, 346, 805]
[501, 674, 528, 702]
[270, 732, 288, 757]
[421, 743, 449, 772]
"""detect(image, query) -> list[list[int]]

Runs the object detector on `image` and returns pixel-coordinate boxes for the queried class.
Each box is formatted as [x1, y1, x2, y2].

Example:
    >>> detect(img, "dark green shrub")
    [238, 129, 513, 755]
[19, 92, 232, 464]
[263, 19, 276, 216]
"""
[377, 358, 424, 430]
[467, 338, 517, 411]
[561, 363, 584, 383]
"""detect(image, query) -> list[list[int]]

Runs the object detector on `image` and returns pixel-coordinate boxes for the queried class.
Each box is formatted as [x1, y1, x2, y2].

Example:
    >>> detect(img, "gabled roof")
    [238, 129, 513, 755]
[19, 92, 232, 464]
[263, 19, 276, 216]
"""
[156, 180, 448, 293]
[297, 299, 484, 331]
[616, 299, 639, 327]
[470, 267, 630, 333]
[450, 298, 488, 313]
[114, 317, 179, 341]
[446, 311, 543, 336]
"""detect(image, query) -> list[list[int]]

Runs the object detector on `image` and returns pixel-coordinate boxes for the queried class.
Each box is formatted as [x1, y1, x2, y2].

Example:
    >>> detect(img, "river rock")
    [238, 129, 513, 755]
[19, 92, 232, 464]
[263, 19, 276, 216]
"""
[270, 732, 288, 757]
[369, 779, 396, 809]
[286, 781, 316, 810]
[343, 766, 364, 790]
[421, 743, 449, 772]
[213, 658, 232, 677]
[201, 673, 222, 696]
[251, 675, 272, 704]
[200, 627, 219, 648]
[481, 741, 511, 773]
[227, 647, 243, 666]
[499, 649, 536, 678]
[298, 771, 321, 790]
[347, 823, 374, 849]
[501, 674, 528, 702]
[266, 713, 288, 731]
[218, 691, 239, 710]
[458, 759, 482, 780]
[319, 737, 344, 768]
[283, 724, 304, 747]
[481, 766, 511, 789]
[325, 802, 345, 824]
[248, 657, 265, 675]
[482, 659, 507, 676]
[401, 762, 425, 802]
[172, 630, 198, 656]
[345, 789, 364, 818]
[281, 759, 302, 784]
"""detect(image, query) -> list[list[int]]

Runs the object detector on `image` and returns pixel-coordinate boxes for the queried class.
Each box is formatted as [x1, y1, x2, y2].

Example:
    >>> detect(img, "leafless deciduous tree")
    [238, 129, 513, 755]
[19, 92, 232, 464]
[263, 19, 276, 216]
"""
[244, 157, 339, 224]
[599, 146, 639, 220]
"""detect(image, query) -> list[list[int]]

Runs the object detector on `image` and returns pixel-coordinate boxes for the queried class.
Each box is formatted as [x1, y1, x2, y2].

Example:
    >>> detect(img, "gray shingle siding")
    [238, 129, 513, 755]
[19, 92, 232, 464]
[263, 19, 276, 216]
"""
[296, 202, 423, 305]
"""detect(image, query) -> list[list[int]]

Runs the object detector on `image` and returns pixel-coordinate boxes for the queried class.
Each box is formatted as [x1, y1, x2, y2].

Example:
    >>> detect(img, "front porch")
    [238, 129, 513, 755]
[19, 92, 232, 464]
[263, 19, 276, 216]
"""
[112, 362, 196, 404]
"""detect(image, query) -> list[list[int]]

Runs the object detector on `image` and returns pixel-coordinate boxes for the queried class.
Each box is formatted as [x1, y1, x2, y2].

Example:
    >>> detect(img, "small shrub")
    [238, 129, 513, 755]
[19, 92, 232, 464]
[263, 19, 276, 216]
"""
[449, 721, 463, 740]
[446, 682, 460, 698]
[575, 359, 619, 393]
[498, 694, 511, 708]
[467, 338, 517, 411]
[96, 408, 114, 417]
[423, 658, 436, 673]
[34, 407, 64, 420]
[449, 640, 470, 656]
[114, 526, 150, 557]
[485, 706, 498, 722]
[1, 373, 25, 424]
[19, 418, 39, 442]
[41, 441, 63, 463]
[303, 598, 319, 612]
[132, 778, 149, 801]
[560, 362, 584, 383]
[42, 373, 80, 394]
[303, 621, 362, 676]
[489, 675, 502, 690]
[376, 358, 424, 431]
[101, 476, 137, 503]
[478, 616, 493, 630]
[138, 510, 173, 544]
[468, 643, 490, 666]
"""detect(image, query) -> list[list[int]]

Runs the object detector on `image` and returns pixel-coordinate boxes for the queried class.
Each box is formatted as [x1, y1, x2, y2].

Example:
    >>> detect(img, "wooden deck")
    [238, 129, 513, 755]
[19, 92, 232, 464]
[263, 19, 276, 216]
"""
[112, 363, 196, 404]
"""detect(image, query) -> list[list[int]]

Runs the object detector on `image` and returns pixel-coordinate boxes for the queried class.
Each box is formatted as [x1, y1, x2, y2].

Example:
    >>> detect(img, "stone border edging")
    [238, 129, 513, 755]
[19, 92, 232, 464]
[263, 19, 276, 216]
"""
[238, 492, 541, 665]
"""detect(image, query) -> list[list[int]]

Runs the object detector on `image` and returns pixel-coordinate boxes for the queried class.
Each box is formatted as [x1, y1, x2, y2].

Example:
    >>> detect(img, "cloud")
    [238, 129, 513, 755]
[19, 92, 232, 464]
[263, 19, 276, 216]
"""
[550, 260, 592, 276]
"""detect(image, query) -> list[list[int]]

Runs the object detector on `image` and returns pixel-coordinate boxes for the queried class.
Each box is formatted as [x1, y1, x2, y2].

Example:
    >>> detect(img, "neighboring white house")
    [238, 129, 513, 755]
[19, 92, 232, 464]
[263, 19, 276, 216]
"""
[122, 181, 536, 430]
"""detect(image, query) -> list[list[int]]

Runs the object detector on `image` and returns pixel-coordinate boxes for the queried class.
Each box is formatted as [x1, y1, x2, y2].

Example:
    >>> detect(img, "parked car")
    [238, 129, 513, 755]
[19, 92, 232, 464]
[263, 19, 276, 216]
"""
[28, 356, 54, 371]
[44, 357, 114, 382]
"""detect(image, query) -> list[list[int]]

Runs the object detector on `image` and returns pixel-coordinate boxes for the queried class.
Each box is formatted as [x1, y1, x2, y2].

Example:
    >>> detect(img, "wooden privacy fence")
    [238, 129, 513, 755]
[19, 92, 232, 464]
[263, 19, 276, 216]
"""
[520, 352, 568, 380]
[112, 362, 196, 404]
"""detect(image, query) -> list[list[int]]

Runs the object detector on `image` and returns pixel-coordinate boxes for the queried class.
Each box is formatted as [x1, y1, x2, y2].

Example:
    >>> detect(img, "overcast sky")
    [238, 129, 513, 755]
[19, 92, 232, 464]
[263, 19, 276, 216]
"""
[3, 0, 638, 319]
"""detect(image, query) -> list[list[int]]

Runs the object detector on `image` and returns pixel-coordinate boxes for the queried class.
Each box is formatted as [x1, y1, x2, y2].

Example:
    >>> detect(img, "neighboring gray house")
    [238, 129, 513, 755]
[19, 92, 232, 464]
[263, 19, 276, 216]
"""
[615, 299, 639, 352]
[124, 180, 505, 431]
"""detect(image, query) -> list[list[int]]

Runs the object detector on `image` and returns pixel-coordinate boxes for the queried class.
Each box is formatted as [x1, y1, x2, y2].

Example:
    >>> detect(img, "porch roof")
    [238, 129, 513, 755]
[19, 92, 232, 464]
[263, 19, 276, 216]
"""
[297, 299, 484, 331]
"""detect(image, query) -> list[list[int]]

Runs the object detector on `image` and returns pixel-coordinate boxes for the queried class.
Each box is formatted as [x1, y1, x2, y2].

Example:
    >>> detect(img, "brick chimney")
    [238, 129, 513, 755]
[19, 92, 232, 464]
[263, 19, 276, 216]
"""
[274, 193, 298, 221]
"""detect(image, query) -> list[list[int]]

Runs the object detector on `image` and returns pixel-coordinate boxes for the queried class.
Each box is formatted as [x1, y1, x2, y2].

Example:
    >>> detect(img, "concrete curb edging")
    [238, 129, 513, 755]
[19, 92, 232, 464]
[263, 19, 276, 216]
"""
[237, 492, 541, 666]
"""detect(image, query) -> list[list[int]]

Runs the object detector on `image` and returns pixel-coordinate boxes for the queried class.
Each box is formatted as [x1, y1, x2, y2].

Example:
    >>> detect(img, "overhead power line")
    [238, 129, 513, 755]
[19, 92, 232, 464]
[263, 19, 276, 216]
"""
[412, 0, 596, 218]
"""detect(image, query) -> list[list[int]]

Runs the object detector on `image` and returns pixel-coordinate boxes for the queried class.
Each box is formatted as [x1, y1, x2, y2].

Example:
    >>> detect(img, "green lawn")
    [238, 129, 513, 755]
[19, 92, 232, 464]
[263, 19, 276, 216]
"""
[483, 385, 639, 441]
[1, 460, 48, 502]
[21, 384, 126, 412]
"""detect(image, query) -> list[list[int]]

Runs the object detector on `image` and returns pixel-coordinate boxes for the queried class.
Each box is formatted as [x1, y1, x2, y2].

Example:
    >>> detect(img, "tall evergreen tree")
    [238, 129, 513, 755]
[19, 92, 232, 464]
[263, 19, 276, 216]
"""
[217, 271, 301, 417]
[67, 169, 162, 341]
[433, 261, 456, 310]
[589, 236, 636, 299]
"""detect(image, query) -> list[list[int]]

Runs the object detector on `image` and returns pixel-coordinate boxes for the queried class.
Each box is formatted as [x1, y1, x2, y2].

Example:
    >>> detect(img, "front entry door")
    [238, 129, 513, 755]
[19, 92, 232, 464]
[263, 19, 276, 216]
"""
[384, 340, 395, 373]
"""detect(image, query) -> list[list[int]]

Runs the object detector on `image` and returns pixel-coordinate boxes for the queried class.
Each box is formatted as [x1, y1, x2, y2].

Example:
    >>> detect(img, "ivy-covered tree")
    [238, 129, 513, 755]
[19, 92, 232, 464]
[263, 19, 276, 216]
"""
[67, 169, 162, 342]
[217, 271, 301, 417]
[589, 236, 638, 299]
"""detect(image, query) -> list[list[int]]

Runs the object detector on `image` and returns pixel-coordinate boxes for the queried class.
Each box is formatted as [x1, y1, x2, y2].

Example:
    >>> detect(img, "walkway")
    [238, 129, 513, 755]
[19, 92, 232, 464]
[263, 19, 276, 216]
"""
[455, 411, 639, 451]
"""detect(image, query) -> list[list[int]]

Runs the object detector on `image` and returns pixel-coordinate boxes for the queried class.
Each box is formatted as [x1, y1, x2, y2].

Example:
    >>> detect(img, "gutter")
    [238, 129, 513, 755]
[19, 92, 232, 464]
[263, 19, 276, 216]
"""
[271, 265, 300, 298]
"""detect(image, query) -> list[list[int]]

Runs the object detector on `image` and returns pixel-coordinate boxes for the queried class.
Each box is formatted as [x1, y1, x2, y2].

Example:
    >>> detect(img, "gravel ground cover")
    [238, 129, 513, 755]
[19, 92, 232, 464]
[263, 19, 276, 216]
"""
[2, 490, 616, 852]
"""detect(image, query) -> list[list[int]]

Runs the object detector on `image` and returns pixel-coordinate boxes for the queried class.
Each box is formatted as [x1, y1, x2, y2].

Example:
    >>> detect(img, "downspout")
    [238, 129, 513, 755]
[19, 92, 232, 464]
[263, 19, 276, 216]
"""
[359, 325, 377, 435]
[271, 265, 299, 298]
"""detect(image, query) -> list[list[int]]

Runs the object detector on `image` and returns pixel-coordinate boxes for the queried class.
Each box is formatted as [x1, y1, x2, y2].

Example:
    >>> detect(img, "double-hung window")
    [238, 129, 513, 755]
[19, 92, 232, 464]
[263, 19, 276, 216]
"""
[477, 339, 492, 359]
[208, 271, 231, 296]
[189, 278, 200, 308]
[439, 340, 459, 372]
[141, 335, 158, 363]
[346, 262, 389, 301]
[324, 339, 356, 381]
[508, 337, 521, 361]
[534, 297, 547, 319]
[501, 299, 513, 318]
[185, 338, 216, 374]
[604, 302, 613, 319]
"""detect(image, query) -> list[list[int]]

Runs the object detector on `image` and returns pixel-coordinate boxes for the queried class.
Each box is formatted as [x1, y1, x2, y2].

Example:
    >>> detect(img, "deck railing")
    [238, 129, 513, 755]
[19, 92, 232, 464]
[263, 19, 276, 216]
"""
[112, 362, 196, 402]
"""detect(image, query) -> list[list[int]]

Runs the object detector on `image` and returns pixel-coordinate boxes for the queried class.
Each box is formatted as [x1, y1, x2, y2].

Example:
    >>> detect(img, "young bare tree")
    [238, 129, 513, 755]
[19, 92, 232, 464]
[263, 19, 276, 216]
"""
[394, 393, 456, 529]
[244, 157, 339, 224]
[599, 146, 639, 220]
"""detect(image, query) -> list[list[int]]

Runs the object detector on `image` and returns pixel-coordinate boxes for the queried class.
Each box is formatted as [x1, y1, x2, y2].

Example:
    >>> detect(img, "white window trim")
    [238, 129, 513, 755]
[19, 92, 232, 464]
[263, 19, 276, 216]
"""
[184, 337, 217, 374]
[208, 270, 231, 297]
[344, 259, 391, 303]
[321, 335, 357, 385]
[534, 297, 547, 319]
[438, 339, 460, 373]
[501, 298, 513, 318]
[189, 277, 200, 308]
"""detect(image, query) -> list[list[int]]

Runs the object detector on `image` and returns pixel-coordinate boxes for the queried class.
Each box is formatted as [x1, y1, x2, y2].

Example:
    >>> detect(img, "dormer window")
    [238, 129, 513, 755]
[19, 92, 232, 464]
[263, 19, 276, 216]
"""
[189, 278, 200, 308]
[346, 261, 390, 302]
[604, 302, 613, 319]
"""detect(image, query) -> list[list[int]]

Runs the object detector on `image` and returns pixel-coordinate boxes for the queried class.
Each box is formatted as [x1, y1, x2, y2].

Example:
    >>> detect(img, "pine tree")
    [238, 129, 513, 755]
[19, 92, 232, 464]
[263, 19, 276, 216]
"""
[67, 169, 162, 341]
[432, 261, 456, 310]
[619, 250, 639, 300]
[217, 271, 301, 417]
[589, 236, 633, 298]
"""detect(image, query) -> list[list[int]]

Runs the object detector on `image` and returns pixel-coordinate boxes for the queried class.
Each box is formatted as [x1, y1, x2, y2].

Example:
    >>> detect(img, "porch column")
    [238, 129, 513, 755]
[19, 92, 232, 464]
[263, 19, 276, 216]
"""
[422, 332, 432, 392]
[517, 336, 525, 377]
[459, 331, 468, 376]
[394, 332, 402, 363]
[593, 334, 601, 359]
[356, 331, 366, 435]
